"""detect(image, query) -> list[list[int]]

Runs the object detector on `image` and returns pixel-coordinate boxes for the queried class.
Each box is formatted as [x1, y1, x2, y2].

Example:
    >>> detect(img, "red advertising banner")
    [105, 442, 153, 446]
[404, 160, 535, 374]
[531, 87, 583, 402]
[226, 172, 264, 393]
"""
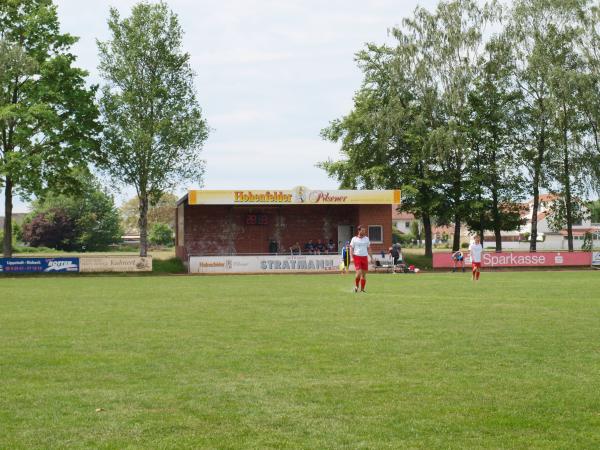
[433, 251, 592, 268]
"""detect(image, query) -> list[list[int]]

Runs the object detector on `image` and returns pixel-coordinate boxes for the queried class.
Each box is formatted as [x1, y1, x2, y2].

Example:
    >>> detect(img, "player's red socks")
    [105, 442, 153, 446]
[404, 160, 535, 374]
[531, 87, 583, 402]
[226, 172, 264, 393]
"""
[476, 271, 480, 280]
[360, 278, 366, 290]
[355, 276, 360, 287]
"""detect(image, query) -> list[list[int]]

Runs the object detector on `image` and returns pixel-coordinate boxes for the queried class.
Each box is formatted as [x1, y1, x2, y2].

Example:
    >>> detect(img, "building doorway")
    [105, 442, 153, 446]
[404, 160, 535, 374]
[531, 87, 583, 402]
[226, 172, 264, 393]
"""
[337, 225, 353, 250]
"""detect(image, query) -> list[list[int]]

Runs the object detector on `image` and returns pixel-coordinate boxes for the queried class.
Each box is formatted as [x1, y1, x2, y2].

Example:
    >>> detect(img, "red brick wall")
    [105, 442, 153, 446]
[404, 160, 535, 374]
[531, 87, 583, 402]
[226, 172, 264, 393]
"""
[178, 203, 392, 259]
[357, 204, 393, 254]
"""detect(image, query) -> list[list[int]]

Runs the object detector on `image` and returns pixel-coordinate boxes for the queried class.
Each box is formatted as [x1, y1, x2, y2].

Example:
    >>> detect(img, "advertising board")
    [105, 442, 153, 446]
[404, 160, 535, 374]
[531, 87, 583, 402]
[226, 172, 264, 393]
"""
[0, 257, 79, 274]
[188, 186, 401, 206]
[189, 255, 339, 274]
[433, 251, 592, 268]
[79, 256, 152, 272]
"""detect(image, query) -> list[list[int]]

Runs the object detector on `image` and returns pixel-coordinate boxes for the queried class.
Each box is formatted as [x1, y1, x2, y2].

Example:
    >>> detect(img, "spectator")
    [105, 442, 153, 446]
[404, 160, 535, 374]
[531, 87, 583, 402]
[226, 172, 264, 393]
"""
[327, 239, 335, 254]
[390, 245, 400, 266]
[315, 239, 325, 255]
[305, 240, 315, 254]
[289, 242, 301, 255]
[268, 240, 278, 254]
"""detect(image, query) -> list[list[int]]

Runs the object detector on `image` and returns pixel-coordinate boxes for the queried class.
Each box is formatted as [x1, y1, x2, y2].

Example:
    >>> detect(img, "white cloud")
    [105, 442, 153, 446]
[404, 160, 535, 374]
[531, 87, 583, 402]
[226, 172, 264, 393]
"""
[195, 50, 294, 66]
[209, 108, 275, 127]
[198, 138, 342, 190]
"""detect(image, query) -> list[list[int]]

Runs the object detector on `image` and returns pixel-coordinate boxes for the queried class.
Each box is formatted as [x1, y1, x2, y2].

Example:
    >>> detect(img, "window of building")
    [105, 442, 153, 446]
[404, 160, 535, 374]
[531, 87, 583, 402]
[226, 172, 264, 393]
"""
[368, 225, 383, 243]
[405, 221, 410, 228]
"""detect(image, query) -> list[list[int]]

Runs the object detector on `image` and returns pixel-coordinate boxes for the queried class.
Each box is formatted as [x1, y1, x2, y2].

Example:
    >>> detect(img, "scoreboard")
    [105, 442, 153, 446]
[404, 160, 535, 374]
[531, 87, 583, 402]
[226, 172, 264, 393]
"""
[246, 214, 268, 225]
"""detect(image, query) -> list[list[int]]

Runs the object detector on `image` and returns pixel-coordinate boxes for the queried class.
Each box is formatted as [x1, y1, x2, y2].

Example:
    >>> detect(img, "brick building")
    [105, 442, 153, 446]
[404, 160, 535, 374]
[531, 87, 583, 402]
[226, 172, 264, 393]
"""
[176, 187, 400, 263]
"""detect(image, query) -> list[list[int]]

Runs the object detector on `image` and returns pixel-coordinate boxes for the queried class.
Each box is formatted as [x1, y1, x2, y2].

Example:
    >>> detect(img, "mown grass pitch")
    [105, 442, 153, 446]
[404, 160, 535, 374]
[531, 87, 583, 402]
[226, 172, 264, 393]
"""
[1, 272, 600, 449]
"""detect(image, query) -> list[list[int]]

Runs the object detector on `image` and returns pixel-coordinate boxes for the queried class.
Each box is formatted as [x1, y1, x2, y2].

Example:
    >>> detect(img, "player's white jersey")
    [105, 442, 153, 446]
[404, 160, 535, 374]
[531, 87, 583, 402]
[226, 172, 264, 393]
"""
[469, 243, 483, 263]
[350, 236, 370, 256]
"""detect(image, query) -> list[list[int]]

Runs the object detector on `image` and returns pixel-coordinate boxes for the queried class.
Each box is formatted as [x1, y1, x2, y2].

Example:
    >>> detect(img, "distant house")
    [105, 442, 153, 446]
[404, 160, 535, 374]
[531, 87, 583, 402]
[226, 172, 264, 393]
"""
[392, 197, 600, 250]
[391, 206, 416, 235]
[480, 195, 599, 250]
[121, 234, 141, 245]
[391, 206, 470, 245]
[516, 195, 599, 250]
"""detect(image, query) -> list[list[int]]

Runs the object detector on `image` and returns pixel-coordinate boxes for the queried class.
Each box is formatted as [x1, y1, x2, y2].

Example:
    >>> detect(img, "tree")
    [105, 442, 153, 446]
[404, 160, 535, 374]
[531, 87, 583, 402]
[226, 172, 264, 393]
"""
[544, 2, 591, 251]
[21, 175, 122, 251]
[321, 1, 499, 256]
[589, 199, 600, 223]
[0, 220, 21, 251]
[320, 13, 448, 258]
[546, 196, 589, 234]
[582, 231, 593, 251]
[0, 1, 100, 257]
[120, 192, 178, 233]
[417, 0, 499, 252]
[506, 0, 557, 252]
[464, 37, 527, 251]
[148, 222, 174, 246]
[410, 220, 422, 243]
[97, 2, 208, 257]
[579, 3, 600, 187]
[506, 0, 592, 251]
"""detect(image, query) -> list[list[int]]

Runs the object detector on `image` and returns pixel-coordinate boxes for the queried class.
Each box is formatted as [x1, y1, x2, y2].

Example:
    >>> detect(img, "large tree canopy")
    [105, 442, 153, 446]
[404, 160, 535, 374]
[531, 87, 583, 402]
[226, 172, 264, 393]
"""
[0, 0, 100, 256]
[96, 1, 208, 257]
[321, 0, 600, 253]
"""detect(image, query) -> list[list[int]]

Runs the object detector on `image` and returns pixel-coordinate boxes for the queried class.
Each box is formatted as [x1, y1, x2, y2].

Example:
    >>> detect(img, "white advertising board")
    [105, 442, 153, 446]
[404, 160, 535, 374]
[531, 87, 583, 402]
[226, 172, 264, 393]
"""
[189, 255, 340, 274]
[79, 256, 152, 273]
[593, 252, 600, 266]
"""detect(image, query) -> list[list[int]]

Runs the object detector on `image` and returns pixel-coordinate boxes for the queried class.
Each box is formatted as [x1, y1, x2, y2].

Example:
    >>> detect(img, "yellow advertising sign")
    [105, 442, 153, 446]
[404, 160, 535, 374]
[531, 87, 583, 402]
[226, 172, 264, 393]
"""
[188, 187, 401, 205]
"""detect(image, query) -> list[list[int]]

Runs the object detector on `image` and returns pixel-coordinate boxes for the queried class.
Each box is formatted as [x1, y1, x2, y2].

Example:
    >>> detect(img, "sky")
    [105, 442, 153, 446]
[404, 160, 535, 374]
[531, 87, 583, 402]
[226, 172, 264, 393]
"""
[3, 0, 442, 214]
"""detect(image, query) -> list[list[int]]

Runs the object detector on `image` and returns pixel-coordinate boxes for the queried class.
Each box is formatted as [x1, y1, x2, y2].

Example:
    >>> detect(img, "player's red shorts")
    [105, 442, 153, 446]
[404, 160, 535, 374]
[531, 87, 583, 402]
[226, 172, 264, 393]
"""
[353, 255, 369, 271]
[472, 262, 482, 269]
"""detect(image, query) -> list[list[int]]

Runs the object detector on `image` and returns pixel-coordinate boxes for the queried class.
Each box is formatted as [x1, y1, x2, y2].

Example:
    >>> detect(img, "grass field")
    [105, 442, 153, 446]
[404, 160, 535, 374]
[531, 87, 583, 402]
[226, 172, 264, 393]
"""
[2, 272, 600, 449]
[13, 248, 177, 261]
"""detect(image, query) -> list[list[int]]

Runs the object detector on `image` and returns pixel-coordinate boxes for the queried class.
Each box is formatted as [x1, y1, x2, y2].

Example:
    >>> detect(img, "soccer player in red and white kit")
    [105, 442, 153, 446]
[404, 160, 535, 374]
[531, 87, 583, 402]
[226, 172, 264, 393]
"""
[350, 225, 371, 292]
[469, 235, 483, 281]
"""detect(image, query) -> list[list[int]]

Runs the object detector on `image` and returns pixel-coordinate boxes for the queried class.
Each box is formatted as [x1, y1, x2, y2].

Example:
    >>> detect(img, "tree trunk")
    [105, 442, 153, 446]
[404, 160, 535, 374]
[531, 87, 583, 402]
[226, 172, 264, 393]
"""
[491, 152, 502, 252]
[452, 214, 461, 252]
[479, 212, 485, 251]
[530, 182, 540, 253]
[138, 194, 149, 257]
[530, 129, 545, 253]
[423, 213, 433, 258]
[3, 176, 13, 257]
[563, 122, 573, 252]
[492, 196, 502, 252]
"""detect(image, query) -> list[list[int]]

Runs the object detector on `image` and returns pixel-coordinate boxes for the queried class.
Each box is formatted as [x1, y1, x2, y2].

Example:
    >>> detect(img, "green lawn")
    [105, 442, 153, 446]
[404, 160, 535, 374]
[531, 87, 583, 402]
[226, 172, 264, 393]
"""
[1, 272, 600, 449]
[13, 248, 176, 261]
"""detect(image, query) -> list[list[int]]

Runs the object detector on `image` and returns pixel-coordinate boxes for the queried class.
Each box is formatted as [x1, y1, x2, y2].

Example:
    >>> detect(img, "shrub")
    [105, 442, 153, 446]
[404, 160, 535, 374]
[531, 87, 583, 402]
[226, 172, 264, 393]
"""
[149, 223, 174, 246]
[21, 184, 122, 252]
[21, 209, 77, 251]
[582, 232, 593, 252]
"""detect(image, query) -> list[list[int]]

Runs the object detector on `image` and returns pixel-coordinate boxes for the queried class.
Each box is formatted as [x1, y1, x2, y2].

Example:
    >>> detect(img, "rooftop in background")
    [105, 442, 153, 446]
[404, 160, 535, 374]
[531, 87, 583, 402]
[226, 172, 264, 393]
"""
[391, 206, 414, 221]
